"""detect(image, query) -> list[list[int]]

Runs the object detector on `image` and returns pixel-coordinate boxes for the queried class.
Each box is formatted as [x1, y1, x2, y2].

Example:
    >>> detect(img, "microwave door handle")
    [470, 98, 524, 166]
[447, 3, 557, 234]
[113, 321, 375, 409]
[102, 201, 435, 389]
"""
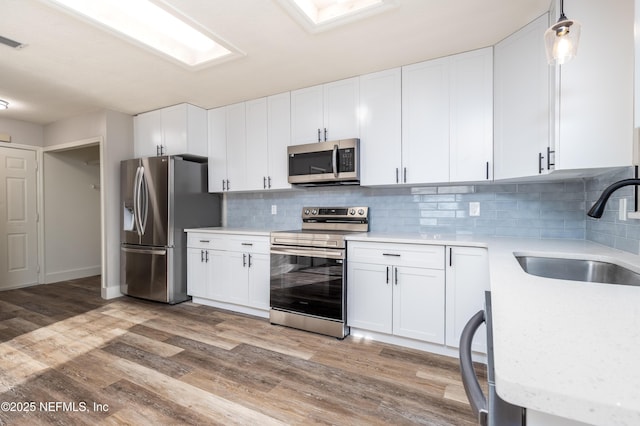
[332, 144, 338, 177]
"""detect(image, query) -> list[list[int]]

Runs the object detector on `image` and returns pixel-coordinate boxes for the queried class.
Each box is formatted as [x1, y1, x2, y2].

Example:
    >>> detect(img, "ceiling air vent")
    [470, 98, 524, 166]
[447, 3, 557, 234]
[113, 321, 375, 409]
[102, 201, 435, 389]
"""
[0, 35, 25, 49]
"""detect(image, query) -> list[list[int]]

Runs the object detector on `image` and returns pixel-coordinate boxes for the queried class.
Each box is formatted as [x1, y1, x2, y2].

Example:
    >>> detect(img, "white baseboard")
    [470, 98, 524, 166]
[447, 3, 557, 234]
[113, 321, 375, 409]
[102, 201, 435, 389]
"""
[44, 265, 101, 284]
[191, 297, 269, 319]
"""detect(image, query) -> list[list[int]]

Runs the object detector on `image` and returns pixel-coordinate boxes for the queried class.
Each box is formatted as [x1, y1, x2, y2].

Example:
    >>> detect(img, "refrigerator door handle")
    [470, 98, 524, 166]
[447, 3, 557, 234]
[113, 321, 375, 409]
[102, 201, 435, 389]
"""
[133, 166, 143, 236]
[139, 166, 149, 234]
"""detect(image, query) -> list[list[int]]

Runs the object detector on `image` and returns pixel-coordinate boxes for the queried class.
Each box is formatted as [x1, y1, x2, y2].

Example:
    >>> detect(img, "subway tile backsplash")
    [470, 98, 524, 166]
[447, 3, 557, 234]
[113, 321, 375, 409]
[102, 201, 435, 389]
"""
[226, 168, 640, 253]
[227, 179, 586, 237]
[225, 167, 640, 254]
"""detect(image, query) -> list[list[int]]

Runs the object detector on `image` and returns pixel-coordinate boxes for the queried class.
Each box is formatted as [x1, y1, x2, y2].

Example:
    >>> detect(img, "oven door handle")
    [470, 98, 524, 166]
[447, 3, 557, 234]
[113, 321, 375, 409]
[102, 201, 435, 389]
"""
[270, 247, 344, 260]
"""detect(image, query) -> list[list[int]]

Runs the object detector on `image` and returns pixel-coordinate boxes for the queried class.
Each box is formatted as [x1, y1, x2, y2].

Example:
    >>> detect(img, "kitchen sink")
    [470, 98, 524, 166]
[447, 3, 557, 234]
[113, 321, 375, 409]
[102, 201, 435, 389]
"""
[515, 255, 640, 286]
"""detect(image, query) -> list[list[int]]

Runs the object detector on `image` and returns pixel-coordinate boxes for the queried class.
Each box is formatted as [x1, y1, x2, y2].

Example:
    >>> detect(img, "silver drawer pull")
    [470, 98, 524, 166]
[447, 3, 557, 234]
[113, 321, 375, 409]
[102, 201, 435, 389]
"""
[382, 253, 401, 257]
[241, 243, 253, 246]
[199, 240, 210, 243]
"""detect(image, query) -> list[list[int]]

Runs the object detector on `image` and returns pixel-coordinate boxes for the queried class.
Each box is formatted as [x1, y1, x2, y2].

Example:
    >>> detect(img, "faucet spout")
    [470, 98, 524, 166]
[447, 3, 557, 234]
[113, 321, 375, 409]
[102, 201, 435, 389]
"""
[587, 178, 640, 218]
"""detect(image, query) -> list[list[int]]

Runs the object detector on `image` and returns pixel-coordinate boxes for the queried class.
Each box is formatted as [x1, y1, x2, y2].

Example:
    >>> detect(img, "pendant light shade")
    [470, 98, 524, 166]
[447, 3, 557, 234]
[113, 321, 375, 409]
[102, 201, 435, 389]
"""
[544, 0, 581, 65]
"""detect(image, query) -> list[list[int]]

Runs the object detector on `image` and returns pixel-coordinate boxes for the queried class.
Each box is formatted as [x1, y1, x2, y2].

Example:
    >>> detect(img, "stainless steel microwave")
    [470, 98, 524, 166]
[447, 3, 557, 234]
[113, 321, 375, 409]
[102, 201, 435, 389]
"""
[287, 138, 359, 185]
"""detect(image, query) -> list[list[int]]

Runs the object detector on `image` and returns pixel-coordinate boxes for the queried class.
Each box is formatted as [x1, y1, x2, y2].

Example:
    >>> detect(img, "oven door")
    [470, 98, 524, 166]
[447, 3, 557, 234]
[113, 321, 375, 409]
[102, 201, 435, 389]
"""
[270, 245, 346, 321]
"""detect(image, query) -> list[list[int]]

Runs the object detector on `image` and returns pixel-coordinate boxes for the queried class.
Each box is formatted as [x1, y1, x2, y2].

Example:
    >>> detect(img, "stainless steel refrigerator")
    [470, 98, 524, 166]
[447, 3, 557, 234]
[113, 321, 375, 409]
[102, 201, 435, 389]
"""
[120, 155, 220, 304]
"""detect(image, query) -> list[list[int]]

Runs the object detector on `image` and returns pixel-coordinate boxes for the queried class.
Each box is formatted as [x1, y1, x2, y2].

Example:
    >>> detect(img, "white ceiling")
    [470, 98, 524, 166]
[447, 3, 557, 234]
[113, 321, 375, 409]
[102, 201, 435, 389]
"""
[0, 0, 550, 125]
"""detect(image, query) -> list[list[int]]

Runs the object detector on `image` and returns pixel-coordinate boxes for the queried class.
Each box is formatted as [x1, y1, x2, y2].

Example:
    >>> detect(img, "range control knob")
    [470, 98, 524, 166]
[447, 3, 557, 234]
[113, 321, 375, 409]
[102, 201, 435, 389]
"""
[349, 209, 356, 215]
[311, 209, 318, 215]
[358, 208, 365, 216]
[304, 209, 310, 215]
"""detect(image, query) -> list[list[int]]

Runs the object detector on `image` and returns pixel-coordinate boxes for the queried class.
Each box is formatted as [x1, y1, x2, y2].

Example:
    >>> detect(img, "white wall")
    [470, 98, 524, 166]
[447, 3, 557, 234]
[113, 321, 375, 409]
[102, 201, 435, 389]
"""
[43, 109, 134, 298]
[0, 117, 44, 146]
[43, 145, 101, 282]
[102, 110, 134, 299]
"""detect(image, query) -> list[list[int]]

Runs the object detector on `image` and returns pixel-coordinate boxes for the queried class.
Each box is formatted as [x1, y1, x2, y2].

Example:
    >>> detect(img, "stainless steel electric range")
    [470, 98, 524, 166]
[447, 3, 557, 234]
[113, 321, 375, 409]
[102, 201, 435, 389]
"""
[269, 207, 369, 338]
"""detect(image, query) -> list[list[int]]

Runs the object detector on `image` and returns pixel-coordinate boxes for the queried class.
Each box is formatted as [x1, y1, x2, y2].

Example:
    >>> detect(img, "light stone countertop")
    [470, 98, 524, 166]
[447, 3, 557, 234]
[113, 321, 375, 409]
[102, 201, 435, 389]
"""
[346, 233, 640, 426]
[184, 227, 273, 237]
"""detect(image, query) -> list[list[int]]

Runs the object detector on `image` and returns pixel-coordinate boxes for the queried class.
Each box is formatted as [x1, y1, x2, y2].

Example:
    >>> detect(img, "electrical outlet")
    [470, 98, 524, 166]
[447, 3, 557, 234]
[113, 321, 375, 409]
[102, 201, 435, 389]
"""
[271, 205, 277, 215]
[619, 198, 627, 221]
[469, 202, 480, 217]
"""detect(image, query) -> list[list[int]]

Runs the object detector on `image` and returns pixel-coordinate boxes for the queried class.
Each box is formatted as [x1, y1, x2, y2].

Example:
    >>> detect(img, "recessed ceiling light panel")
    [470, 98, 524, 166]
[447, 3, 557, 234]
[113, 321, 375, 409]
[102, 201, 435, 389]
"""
[278, 0, 398, 33]
[39, 0, 244, 69]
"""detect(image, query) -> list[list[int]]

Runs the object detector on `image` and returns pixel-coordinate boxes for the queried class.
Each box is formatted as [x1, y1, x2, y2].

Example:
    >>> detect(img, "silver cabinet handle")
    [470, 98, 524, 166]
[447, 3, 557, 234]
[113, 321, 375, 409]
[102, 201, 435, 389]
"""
[386, 266, 389, 284]
[243, 253, 247, 267]
[248, 253, 252, 268]
[199, 239, 210, 243]
[263, 176, 267, 189]
[226, 179, 230, 191]
[538, 152, 544, 174]
[394, 267, 398, 285]
[205, 251, 209, 263]
[324, 128, 327, 141]
[268, 176, 271, 188]
[241, 243, 253, 246]
[404, 167, 407, 183]
[382, 253, 401, 257]
[222, 179, 226, 191]
[317, 128, 321, 142]
[396, 167, 399, 184]
[200, 249, 204, 262]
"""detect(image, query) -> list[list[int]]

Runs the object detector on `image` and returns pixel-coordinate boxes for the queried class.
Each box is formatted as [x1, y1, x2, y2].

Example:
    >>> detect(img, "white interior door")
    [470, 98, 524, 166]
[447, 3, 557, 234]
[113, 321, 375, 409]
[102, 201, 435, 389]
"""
[0, 147, 38, 290]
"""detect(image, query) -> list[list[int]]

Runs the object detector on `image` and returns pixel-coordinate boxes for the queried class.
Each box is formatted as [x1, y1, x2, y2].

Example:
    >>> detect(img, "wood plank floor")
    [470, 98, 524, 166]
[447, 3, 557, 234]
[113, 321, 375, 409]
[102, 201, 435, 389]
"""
[0, 276, 487, 425]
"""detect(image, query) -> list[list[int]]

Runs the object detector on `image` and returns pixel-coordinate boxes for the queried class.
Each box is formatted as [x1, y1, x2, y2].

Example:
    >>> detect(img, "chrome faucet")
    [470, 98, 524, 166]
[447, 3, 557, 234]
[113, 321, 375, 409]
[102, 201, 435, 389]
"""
[587, 178, 640, 218]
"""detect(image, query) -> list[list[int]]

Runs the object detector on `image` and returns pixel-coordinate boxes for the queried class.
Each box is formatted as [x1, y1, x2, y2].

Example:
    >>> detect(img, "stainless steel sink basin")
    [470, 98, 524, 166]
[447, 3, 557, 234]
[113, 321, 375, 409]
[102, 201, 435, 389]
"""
[515, 255, 640, 286]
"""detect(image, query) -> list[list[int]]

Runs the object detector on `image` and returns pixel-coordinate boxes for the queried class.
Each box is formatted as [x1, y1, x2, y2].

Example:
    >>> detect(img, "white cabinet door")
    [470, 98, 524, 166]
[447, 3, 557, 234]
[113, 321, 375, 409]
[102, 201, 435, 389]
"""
[291, 85, 324, 144]
[247, 253, 270, 310]
[393, 266, 445, 344]
[553, 0, 633, 171]
[210, 250, 248, 304]
[402, 57, 450, 184]
[494, 14, 550, 180]
[347, 261, 393, 334]
[187, 247, 208, 298]
[245, 98, 269, 190]
[225, 102, 247, 192]
[267, 92, 291, 190]
[445, 246, 489, 353]
[359, 68, 402, 186]
[162, 104, 207, 157]
[291, 78, 359, 145]
[134, 109, 163, 158]
[449, 48, 493, 183]
[207, 107, 227, 193]
[323, 77, 359, 141]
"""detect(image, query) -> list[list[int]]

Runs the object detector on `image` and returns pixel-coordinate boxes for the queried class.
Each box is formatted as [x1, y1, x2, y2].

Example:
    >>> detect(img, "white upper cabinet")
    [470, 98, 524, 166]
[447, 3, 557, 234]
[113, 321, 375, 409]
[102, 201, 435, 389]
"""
[134, 103, 207, 158]
[225, 102, 248, 192]
[245, 97, 269, 190]
[402, 56, 450, 184]
[494, 14, 550, 180]
[291, 77, 359, 144]
[208, 107, 227, 193]
[401, 47, 493, 185]
[245, 93, 292, 191]
[208, 93, 291, 193]
[359, 68, 402, 186]
[551, 0, 633, 172]
[495, 1, 634, 181]
[266, 92, 292, 190]
[449, 48, 493, 183]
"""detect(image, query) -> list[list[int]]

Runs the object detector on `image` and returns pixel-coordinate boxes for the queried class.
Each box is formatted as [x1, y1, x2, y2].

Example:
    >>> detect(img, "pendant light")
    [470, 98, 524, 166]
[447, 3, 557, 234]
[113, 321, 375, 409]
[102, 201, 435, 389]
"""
[544, 0, 581, 65]
[0, 99, 8, 110]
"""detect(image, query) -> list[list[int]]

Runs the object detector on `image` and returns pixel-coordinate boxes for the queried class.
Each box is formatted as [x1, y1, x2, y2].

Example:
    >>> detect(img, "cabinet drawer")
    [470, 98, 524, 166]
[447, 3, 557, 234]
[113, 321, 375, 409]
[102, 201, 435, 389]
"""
[225, 235, 270, 254]
[187, 233, 226, 250]
[347, 242, 444, 269]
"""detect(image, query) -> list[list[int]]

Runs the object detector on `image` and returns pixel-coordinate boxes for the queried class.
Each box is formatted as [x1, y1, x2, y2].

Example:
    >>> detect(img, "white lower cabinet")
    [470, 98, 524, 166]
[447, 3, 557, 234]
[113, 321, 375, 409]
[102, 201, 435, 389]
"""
[186, 232, 270, 317]
[445, 246, 489, 353]
[347, 240, 489, 355]
[347, 242, 445, 345]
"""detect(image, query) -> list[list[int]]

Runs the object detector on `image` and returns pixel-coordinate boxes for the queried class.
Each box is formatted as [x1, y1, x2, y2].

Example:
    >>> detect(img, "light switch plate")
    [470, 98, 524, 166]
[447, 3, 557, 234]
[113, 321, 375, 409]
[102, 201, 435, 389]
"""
[271, 205, 277, 215]
[619, 198, 627, 221]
